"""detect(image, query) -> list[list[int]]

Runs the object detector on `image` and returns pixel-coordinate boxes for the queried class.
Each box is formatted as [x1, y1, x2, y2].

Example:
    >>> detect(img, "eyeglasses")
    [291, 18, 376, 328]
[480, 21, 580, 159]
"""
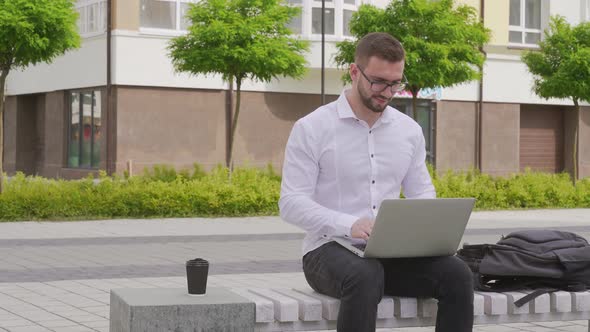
[356, 65, 407, 93]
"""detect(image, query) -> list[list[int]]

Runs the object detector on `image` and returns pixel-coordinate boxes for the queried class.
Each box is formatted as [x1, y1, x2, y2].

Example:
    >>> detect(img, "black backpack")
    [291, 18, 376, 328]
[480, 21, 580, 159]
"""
[456, 229, 590, 307]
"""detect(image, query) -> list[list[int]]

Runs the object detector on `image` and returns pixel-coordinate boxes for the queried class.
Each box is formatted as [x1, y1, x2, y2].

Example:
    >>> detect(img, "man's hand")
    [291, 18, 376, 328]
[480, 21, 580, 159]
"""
[350, 218, 374, 240]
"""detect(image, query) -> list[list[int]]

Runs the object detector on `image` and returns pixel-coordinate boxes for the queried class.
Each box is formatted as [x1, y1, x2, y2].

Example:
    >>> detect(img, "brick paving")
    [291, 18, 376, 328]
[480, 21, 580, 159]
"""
[0, 209, 589, 331]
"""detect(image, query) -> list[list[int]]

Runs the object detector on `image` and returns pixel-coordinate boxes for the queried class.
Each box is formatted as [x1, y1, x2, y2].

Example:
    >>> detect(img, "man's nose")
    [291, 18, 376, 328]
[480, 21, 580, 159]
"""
[381, 87, 395, 99]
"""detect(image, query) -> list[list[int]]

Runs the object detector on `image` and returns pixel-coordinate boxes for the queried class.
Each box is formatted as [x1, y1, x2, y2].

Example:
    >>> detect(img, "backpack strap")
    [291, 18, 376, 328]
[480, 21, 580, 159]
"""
[513, 282, 587, 307]
[514, 288, 558, 307]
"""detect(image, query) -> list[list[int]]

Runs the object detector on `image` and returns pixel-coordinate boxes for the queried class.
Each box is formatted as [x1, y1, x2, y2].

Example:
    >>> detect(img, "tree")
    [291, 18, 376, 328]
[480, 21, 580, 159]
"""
[522, 16, 590, 181]
[0, 0, 80, 193]
[335, 0, 490, 120]
[168, 0, 309, 169]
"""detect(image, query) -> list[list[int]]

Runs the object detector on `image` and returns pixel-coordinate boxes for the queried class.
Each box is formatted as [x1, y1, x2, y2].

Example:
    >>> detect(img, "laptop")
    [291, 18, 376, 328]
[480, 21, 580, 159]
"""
[333, 198, 475, 258]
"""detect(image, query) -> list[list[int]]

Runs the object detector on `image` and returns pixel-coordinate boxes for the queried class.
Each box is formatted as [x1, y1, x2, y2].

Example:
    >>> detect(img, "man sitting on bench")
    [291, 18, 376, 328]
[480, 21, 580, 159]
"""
[279, 32, 474, 332]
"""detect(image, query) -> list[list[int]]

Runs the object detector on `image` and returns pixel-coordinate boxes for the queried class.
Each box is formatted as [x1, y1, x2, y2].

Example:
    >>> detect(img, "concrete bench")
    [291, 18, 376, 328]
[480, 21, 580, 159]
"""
[110, 287, 590, 332]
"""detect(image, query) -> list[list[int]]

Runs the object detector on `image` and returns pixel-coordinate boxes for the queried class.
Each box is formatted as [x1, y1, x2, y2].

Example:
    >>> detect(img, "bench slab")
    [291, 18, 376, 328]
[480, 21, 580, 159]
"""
[109, 287, 590, 332]
[110, 287, 255, 332]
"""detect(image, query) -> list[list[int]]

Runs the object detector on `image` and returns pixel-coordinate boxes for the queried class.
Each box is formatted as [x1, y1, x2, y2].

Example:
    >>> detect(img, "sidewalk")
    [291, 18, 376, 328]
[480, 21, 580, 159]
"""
[0, 209, 589, 332]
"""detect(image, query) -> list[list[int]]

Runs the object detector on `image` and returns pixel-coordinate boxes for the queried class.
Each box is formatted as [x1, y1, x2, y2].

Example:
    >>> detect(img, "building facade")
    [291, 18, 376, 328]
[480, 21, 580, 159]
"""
[4, 0, 590, 179]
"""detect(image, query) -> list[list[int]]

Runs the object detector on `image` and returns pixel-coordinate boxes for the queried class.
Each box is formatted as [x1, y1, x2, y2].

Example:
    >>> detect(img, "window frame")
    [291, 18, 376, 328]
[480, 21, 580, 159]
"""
[389, 98, 436, 165]
[138, 0, 357, 41]
[308, 0, 357, 40]
[67, 89, 103, 170]
[508, 0, 543, 48]
[139, 0, 198, 34]
[76, 0, 107, 38]
[285, 0, 304, 35]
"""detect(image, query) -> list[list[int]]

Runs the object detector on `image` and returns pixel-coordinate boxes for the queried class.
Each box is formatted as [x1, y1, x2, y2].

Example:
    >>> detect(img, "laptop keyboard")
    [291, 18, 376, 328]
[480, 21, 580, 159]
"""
[353, 243, 366, 251]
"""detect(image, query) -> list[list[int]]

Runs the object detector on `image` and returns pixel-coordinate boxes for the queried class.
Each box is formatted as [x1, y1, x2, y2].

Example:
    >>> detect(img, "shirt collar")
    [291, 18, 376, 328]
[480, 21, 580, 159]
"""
[336, 90, 396, 125]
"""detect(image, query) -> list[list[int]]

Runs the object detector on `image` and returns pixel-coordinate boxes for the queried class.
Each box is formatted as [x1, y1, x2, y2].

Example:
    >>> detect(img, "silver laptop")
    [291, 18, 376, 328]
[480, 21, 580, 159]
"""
[333, 198, 475, 258]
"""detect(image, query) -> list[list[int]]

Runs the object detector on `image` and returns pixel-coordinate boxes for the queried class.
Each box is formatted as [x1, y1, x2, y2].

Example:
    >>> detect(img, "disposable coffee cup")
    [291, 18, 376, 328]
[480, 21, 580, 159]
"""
[186, 258, 209, 296]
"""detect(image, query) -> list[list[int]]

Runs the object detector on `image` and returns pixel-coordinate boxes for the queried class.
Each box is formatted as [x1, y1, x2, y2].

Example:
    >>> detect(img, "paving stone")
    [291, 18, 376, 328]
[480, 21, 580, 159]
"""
[4, 326, 52, 332]
[0, 320, 33, 328]
[532, 321, 579, 328]
[50, 327, 96, 332]
[37, 320, 79, 328]
[474, 324, 522, 332]
[519, 326, 565, 332]
[555, 326, 588, 332]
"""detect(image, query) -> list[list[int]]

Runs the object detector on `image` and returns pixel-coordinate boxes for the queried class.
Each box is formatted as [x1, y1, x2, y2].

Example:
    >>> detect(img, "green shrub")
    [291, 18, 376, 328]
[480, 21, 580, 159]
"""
[432, 168, 586, 210]
[0, 165, 281, 221]
[0, 164, 588, 221]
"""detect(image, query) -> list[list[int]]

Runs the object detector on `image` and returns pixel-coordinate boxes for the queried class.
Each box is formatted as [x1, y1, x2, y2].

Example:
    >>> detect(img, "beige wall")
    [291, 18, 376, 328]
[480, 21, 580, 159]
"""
[481, 102, 520, 176]
[232, 91, 334, 170]
[435, 101, 477, 173]
[114, 86, 331, 174]
[457, 0, 480, 13]
[579, 106, 590, 179]
[14, 94, 42, 175]
[38, 91, 66, 178]
[485, 0, 509, 46]
[115, 86, 227, 173]
[113, 0, 140, 31]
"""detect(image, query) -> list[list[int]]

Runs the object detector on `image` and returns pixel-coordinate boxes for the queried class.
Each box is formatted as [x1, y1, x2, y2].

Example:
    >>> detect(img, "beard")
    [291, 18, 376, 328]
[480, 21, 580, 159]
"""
[357, 84, 391, 113]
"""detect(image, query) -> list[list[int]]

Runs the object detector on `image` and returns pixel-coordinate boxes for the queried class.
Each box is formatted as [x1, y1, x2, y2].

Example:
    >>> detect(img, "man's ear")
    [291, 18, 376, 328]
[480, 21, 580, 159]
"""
[349, 63, 358, 82]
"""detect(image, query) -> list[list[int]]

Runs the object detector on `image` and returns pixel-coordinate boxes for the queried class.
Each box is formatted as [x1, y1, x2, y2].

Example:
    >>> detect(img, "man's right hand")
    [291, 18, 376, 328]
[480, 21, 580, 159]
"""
[350, 218, 374, 240]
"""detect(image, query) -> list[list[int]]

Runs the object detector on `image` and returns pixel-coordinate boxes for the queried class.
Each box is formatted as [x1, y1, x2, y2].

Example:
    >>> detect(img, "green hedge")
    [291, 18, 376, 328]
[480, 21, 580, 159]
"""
[0, 165, 280, 221]
[0, 165, 588, 221]
[433, 168, 590, 210]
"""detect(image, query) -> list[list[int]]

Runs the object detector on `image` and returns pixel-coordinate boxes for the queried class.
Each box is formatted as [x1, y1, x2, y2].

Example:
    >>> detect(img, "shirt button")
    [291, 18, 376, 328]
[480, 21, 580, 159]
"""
[372, 180, 375, 184]
[372, 205, 376, 209]
[369, 130, 372, 134]
[371, 154, 374, 158]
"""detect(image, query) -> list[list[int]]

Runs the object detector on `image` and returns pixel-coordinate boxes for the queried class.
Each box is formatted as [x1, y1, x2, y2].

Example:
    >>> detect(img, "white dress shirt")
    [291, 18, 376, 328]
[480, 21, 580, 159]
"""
[279, 91, 436, 255]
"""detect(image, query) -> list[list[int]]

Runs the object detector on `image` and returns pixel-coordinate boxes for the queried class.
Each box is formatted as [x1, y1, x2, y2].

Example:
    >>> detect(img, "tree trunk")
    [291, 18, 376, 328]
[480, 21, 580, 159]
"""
[225, 80, 234, 168]
[227, 78, 242, 173]
[0, 69, 8, 194]
[573, 99, 579, 184]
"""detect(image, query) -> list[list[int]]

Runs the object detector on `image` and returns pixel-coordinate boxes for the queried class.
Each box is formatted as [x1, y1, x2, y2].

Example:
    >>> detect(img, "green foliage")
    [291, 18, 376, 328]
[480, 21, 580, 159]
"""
[167, 0, 309, 84]
[0, 165, 281, 221]
[334, 0, 490, 92]
[522, 16, 590, 180]
[0, 0, 81, 194]
[522, 16, 590, 103]
[0, 165, 588, 221]
[432, 168, 587, 210]
[141, 163, 207, 182]
[167, 0, 309, 167]
[0, 0, 80, 70]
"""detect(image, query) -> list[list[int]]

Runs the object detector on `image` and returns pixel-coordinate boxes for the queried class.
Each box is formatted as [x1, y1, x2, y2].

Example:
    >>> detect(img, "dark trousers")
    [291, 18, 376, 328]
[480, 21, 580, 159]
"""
[302, 242, 474, 332]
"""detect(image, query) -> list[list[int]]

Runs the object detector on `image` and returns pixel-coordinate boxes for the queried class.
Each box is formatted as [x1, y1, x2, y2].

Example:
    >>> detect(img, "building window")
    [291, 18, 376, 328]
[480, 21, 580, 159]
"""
[140, 0, 197, 31]
[509, 0, 542, 46]
[343, 9, 354, 36]
[139, 0, 356, 38]
[76, 0, 107, 37]
[286, 0, 303, 34]
[68, 91, 102, 169]
[310, 0, 355, 37]
[390, 99, 435, 165]
[312, 2, 335, 35]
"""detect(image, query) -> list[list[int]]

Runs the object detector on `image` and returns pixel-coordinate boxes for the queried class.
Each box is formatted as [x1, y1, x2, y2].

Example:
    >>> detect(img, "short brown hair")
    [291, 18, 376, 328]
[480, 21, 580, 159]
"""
[354, 32, 405, 67]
